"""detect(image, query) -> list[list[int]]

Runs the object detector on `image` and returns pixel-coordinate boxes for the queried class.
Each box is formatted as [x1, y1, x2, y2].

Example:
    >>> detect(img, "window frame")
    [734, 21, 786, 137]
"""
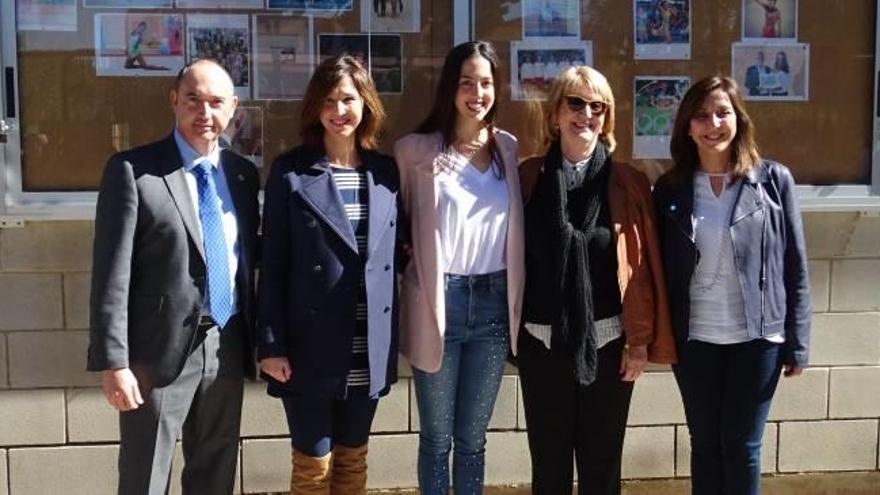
[1, 0, 879, 220]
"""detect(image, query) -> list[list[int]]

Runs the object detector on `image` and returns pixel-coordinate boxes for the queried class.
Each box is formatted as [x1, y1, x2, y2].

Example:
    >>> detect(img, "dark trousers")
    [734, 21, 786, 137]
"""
[673, 339, 783, 495]
[281, 395, 378, 457]
[118, 317, 244, 495]
[518, 331, 634, 495]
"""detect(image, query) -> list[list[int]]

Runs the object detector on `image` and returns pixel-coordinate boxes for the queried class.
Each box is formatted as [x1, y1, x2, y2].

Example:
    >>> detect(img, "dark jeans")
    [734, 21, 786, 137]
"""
[673, 339, 784, 495]
[281, 395, 378, 457]
[412, 270, 509, 495]
[518, 331, 633, 495]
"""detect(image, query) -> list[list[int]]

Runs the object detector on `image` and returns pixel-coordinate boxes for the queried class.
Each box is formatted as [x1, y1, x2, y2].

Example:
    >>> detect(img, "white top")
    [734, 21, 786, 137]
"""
[437, 153, 509, 275]
[689, 173, 783, 344]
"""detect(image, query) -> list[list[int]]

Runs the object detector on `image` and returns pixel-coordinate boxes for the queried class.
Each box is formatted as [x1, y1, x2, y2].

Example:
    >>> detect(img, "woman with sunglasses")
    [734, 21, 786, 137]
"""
[394, 41, 524, 495]
[518, 65, 676, 494]
[655, 76, 810, 495]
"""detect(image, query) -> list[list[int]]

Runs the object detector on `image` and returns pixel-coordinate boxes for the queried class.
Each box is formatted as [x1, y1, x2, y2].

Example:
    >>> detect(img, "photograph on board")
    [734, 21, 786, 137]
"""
[177, 0, 264, 8]
[318, 33, 403, 94]
[84, 0, 173, 7]
[222, 106, 264, 168]
[17, 0, 77, 32]
[360, 0, 420, 33]
[95, 13, 184, 77]
[522, 0, 580, 39]
[253, 15, 313, 100]
[187, 14, 251, 99]
[511, 39, 593, 101]
[742, 0, 797, 42]
[732, 42, 809, 101]
[634, 0, 691, 59]
[267, 0, 353, 11]
[633, 76, 689, 159]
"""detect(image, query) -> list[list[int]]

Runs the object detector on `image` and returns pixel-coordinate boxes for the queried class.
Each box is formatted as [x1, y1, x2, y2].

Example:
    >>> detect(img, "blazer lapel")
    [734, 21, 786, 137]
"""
[298, 164, 359, 253]
[159, 136, 206, 263]
[665, 178, 695, 242]
[365, 159, 395, 258]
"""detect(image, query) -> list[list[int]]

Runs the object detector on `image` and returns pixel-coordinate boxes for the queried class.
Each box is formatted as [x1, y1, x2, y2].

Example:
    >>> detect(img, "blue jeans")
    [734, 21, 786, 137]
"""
[673, 339, 784, 495]
[412, 270, 509, 495]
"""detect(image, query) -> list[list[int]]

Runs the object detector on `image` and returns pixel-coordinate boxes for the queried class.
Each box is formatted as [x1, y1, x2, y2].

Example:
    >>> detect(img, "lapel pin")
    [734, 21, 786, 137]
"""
[237, 174, 245, 182]
[670, 204, 677, 212]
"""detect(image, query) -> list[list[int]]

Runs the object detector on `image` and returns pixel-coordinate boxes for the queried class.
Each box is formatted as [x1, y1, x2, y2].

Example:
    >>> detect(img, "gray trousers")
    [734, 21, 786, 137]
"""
[117, 317, 244, 495]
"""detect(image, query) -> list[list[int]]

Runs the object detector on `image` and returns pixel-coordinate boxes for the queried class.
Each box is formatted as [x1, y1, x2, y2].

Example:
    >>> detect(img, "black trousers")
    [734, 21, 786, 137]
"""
[518, 330, 634, 495]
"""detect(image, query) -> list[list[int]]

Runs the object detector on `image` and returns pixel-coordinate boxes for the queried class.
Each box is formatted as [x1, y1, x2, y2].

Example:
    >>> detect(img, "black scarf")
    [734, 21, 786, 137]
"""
[532, 140, 611, 386]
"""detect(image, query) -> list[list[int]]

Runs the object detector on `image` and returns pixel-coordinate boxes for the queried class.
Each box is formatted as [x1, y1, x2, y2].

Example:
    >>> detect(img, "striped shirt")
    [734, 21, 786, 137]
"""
[330, 164, 371, 395]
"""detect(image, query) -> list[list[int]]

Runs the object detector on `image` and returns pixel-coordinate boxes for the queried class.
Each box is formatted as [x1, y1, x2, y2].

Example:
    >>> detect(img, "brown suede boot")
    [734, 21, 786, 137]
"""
[329, 443, 368, 495]
[290, 448, 332, 495]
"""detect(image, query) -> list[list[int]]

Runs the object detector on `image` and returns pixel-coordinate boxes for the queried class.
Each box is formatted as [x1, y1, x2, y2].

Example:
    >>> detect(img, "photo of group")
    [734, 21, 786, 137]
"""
[511, 39, 593, 101]
[318, 33, 403, 94]
[178, 0, 263, 8]
[253, 15, 313, 100]
[84, 0, 172, 7]
[732, 42, 808, 101]
[222, 106, 264, 168]
[522, 0, 580, 39]
[633, 76, 689, 158]
[742, 0, 797, 41]
[634, 0, 691, 60]
[360, 0, 420, 33]
[267, 0, 353, 11]
[94, 13, 184, 77]
[17, 0, 77, 32]
[187, 14, 251, 99]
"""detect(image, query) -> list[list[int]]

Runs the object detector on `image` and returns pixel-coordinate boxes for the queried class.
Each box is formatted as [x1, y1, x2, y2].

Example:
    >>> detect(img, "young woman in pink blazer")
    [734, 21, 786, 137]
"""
[393, 41, 525, 495]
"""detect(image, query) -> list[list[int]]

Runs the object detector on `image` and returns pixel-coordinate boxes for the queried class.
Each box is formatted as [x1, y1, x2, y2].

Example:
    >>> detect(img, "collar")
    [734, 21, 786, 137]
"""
[174, 130, 222, 172]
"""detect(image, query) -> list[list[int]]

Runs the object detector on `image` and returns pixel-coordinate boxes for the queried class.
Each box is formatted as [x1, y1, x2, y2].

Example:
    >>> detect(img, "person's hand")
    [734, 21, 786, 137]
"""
[101, 368, 144, 411]
[620, 344, 648, 382]
[783, 364, 803, 378]
[260, 357, 292, 383]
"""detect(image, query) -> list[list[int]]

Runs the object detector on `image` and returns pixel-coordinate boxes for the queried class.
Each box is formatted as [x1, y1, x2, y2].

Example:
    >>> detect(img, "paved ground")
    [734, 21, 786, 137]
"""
[363, 471, 880, 494]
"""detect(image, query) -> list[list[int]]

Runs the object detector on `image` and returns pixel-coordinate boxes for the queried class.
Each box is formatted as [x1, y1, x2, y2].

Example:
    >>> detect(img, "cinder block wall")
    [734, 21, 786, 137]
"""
[0, 212, 878, 493]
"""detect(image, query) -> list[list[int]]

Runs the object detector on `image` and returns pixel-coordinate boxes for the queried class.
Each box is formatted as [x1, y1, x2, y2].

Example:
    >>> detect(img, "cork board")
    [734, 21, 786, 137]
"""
[16, 2, 452, 191]
[475, 0, 876, 185]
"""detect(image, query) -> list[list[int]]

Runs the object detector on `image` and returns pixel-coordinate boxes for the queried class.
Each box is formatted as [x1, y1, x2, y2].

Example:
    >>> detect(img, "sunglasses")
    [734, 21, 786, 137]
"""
[564, 96, 608, 115]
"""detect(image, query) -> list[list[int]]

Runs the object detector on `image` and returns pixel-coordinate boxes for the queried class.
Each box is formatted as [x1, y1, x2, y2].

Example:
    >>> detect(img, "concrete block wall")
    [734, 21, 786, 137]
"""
[0, 212, 877, 492]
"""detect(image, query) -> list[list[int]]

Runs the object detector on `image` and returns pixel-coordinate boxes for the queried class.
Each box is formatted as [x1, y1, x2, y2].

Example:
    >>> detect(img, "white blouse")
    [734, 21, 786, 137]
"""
[689, 172, 783, 345]
[437, 153, 509, 275]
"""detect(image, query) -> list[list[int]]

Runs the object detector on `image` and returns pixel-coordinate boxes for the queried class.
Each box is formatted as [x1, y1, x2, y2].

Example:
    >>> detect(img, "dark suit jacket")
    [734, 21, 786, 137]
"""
[258, 145, 399, 398]
[87, 133, 260, 390]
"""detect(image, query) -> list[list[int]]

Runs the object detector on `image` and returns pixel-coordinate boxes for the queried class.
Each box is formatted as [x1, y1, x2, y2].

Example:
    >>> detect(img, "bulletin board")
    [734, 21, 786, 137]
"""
[475, 0, 876, 185]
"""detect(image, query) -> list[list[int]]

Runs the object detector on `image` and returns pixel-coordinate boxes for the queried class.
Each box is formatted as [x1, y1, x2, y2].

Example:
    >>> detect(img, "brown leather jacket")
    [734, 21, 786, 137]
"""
[520, 156, 677, 364]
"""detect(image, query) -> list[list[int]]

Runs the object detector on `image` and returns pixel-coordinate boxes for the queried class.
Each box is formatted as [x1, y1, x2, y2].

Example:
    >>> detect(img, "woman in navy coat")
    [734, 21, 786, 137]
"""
[257, 55, 400, 494]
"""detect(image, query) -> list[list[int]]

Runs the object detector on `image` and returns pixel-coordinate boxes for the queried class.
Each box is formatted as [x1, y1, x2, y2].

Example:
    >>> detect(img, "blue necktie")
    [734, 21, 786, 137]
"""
[194, 160, 233, 328]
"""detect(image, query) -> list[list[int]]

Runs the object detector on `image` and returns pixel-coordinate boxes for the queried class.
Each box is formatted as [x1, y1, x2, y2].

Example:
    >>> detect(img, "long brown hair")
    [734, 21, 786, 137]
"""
[300, 55, 386, 150]
[670, 76, 760, 180]
[416, 41, 505, 177]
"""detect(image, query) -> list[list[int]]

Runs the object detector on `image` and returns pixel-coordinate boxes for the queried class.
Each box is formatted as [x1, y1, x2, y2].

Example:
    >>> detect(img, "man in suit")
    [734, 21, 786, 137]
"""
[744, 50, 770, 96]
[87, 59, 260, 494]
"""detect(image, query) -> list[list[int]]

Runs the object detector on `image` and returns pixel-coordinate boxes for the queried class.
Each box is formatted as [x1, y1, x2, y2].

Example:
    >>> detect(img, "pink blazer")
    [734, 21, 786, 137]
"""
[394, 130, 525, 372]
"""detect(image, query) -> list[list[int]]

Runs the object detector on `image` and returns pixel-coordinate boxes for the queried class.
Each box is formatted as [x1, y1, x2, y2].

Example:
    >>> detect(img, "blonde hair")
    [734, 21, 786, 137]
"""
[543, 65, 616, 153]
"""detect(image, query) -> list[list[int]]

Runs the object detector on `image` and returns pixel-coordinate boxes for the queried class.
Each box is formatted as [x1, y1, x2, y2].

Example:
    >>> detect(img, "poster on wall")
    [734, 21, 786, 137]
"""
[360, 0, 420, 33]
[187, 14, 251, 99]
[253, 15, 313, 100]
[633, 0, 691, 60]
[742, 0, 797, 42]
[177, 0, 264, 8]
[318, 34, 403, 94]
[510, 39, 593, 101]
[732, 42, 808, 101]
[522, 0, 580, 39]
[222, 107, 264, 167]
[84, 0, 173, 7]
[633, 76, 689, 159]
[268, 0, 353, 12]
[95, 13, 184, 77]
[17, 0, 77, 32]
